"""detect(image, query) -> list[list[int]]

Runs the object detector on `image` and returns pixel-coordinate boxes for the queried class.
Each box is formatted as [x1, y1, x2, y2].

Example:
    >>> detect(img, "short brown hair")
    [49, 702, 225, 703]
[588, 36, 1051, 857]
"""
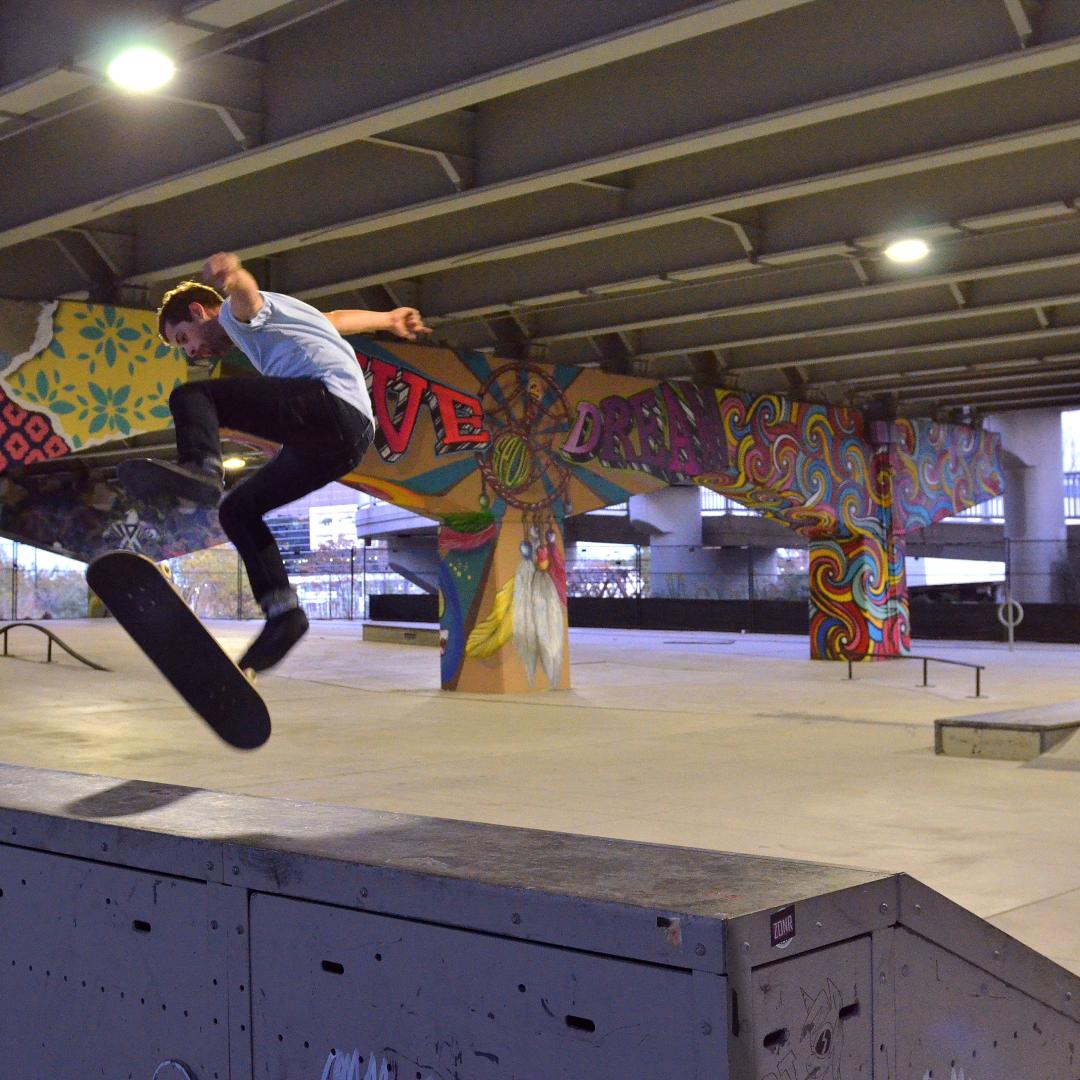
[156, 281, 224, 345]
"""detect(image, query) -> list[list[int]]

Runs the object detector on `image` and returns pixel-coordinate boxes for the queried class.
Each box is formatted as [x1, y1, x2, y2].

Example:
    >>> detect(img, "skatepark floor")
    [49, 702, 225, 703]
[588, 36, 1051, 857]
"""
[2, 618, 1078, 974]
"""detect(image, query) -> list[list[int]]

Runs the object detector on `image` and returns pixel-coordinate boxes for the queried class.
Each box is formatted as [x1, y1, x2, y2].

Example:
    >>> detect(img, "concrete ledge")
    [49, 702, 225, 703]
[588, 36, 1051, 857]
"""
[935, 702, 1080, 761]
[362, 621, 440, 646]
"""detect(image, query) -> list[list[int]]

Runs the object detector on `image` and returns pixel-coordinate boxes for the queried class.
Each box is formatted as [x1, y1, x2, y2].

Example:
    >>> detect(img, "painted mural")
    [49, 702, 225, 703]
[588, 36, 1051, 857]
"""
[684, 395, 1001, 659]
[344, 345, 741, 690]
[0, 300, 223, 562]
[0, 299, 1003, 691]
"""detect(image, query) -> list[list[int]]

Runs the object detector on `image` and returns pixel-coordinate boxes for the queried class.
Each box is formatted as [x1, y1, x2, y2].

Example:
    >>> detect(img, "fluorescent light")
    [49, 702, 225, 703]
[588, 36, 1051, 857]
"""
[106, 47, 175, 92]
[222, 456, 246, 471]
[883, 237, 930, 264]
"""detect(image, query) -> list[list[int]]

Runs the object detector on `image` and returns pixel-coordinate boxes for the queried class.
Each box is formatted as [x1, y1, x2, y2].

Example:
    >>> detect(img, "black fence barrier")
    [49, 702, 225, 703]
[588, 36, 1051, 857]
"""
[367, 594, 1080, 645]
[910, 601, 1080, 644]
[369, 593, 439, 623]
[567, 597, 808, 633]
[368, 595, 810, 634]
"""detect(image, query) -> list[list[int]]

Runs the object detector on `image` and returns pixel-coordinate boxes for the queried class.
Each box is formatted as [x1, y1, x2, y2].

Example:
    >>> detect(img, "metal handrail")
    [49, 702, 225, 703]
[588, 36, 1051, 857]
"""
[0, 621, 109, 671]
[846, 653, 984, 697]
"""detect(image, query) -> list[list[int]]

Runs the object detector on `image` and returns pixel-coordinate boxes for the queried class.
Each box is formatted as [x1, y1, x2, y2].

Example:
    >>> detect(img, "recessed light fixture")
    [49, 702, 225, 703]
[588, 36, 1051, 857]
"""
[106, 46, 176, 92]
[883, 237, 930, 264]
[222, 456, 247, 471]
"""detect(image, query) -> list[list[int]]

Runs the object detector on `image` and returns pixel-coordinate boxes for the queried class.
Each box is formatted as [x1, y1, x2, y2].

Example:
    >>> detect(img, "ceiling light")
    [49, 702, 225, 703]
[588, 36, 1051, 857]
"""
[222, 456, 246, 471]
[883, 237, 930, 264]
[106, 47, 176, 92]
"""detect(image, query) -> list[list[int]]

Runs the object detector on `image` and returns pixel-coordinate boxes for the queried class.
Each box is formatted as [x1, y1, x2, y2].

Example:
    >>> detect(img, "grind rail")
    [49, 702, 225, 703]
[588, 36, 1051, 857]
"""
[847, 653, 984, 696]
[0, 620, 108, 671]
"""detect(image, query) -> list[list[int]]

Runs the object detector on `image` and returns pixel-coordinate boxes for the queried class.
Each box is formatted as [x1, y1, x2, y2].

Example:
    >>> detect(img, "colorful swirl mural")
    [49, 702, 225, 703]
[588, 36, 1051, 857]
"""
[691, 394, 1000, 659]
[809, 534, 909, 660]
[705, 393, 873, 540]
[892, 419, 1003, 531]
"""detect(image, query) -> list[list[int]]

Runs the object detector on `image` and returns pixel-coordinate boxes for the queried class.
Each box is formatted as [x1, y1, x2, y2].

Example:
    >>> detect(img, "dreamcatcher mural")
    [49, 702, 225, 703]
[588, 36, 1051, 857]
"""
[447, 364, 574, 690]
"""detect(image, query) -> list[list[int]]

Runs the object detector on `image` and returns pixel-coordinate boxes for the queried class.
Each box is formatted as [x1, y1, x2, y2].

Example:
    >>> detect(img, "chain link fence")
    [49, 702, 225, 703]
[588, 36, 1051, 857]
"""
[2, 532, 1079, 645]
[565, 546, 811, 601]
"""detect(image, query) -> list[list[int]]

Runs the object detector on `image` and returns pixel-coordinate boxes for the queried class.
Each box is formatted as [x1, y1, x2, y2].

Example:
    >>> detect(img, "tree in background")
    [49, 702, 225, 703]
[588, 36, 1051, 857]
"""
[298, 543, 360, 619]
[0, 542, 90, 619]
[166, 544, 258, 618]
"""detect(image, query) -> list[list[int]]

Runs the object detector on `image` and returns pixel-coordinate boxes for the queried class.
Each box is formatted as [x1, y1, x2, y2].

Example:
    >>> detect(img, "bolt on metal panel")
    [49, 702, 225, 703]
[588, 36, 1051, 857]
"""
[249, 892, 717, 1079]
[892, 927, 1079, 1078]
[0, 843, 230, 1077]
[898, 874, 1080, 1023]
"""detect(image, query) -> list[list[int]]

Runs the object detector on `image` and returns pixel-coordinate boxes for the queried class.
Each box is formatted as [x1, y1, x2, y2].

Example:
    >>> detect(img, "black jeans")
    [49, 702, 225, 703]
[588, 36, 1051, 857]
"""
[169, 376, 373, 606]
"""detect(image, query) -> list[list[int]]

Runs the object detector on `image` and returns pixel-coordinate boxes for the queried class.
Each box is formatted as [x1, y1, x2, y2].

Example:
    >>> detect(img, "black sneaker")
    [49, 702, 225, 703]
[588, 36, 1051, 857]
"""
[119, 458, 223, 507]
[239, 608, 309, 674]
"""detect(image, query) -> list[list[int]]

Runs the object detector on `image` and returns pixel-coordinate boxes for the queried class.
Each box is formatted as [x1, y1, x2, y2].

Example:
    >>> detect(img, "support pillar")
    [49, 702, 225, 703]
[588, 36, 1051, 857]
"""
[438, 512, 569, 693]
[985, 409, 1066, 604]
[630, 486, 719, 598]
[808, 532, 909, 660]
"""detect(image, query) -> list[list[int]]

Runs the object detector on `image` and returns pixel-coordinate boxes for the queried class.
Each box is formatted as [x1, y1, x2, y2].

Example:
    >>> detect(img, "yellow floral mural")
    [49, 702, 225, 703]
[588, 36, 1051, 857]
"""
[3, 301, 187, 450]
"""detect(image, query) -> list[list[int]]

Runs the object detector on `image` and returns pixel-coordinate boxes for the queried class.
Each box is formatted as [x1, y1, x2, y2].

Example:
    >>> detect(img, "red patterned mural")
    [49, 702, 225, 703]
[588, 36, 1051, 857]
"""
[0, 388, 70, 470]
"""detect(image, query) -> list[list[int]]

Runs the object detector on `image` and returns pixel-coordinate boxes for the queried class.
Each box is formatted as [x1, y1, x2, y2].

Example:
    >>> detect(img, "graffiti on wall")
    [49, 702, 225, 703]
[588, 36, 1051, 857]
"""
[0, 299, 1003, 683]
[0, 300, 221, 563]
[760, 978, 846, 1080]
[562, 380, 728, 482]
[693, 394, 1002, 659]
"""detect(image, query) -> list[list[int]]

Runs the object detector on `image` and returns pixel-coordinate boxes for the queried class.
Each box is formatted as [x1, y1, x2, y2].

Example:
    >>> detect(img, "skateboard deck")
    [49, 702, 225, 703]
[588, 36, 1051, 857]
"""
[86, 551, 271, 749]
[117, 458, 221, 507]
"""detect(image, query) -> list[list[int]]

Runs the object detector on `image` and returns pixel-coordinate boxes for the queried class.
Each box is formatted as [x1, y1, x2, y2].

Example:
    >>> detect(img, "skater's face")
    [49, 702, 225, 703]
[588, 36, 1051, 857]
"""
[163, 302, 233, 361]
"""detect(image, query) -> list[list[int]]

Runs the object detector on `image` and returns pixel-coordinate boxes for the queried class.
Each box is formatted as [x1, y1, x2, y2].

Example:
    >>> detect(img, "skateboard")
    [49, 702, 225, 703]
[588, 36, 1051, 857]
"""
[117, 458, 222, 507]
[86, 551, 271, 749]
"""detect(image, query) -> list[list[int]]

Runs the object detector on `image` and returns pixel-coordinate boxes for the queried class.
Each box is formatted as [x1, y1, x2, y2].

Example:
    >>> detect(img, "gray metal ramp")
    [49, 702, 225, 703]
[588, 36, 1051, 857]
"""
[0, 763, 1076, 1079]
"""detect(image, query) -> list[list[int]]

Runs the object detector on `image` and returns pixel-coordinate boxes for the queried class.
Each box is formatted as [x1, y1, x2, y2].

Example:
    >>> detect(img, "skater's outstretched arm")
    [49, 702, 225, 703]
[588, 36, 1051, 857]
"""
[325, 307, 431, 341]
[202, 252, 263, 322]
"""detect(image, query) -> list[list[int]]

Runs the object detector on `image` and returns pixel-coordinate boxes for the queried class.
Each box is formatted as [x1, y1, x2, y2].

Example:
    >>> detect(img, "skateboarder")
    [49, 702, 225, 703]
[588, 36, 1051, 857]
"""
[140, 252, 429, 674]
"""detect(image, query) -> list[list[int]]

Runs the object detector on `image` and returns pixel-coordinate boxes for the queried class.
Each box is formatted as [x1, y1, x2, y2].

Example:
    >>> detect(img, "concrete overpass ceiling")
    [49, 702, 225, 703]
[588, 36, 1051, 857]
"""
[2, 0, 1080, 417]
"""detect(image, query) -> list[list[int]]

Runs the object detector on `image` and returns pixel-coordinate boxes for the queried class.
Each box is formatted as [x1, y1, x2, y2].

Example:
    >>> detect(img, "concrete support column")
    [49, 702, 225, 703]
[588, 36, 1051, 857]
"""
[986, 410, 1066, 604]
[630, 486, 714, 598]
[808, 532, 910, 660]
[440, 513, 570, 693]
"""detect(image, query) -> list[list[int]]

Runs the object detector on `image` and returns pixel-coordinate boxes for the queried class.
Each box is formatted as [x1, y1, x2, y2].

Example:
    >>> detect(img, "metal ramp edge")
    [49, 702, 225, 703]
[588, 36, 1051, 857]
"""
[0, 763, 1076, 1079]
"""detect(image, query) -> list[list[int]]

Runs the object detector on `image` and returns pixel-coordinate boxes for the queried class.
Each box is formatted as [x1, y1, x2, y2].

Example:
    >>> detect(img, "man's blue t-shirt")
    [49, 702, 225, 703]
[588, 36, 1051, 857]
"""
[218, 291, 373, 423]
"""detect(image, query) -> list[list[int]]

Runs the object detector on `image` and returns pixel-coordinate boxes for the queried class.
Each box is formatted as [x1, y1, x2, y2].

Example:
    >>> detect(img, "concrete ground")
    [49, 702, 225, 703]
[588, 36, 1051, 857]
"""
[2, 618, 1078, 974]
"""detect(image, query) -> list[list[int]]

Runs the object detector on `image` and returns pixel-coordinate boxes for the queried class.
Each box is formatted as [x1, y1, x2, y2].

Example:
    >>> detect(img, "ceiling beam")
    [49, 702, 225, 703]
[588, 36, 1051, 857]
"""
[0, 0, 814, 257]
[526, 243, 1080, 346]
[901, 378, 1080, 403]
[845, 360, 1080, 397]
[651, 289, 1080, 354]
[718, 324, 1080, 375]
[271, 113, 1080, 300]
[1002, 0, 1037, 46]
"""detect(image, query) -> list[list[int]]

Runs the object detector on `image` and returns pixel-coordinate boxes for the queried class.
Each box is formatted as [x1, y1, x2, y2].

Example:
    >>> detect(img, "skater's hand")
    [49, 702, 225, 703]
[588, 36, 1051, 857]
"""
[324, 306, 431, 339]
[202, 252, 242, 291]
[385, 307, 431, 341]
[202, 252, 263, 322]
